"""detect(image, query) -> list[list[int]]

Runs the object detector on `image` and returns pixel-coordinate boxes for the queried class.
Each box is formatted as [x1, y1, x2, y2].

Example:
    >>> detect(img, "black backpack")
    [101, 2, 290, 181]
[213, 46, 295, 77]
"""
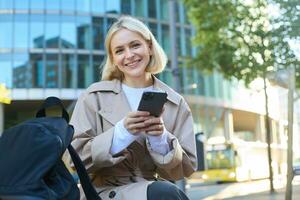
[0, 97, 101, 200]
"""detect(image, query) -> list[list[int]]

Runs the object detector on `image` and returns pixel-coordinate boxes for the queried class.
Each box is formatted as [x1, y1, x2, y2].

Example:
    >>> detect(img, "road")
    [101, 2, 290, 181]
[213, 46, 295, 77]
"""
[186, 176, 300, 200]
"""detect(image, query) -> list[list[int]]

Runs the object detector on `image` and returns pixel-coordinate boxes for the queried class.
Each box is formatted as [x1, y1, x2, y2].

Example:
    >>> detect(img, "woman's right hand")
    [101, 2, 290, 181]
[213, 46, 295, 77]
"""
[123, 111, 150, 135]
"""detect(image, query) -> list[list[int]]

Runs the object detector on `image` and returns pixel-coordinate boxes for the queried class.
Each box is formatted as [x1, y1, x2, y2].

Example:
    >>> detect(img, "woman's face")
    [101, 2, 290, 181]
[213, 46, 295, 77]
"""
[110, 28, 152, 81]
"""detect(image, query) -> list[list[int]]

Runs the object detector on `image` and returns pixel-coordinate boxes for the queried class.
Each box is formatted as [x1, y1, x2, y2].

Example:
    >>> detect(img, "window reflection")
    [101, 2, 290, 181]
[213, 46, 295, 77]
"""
[61, 0, 76, 12]
[14, 0, 29, 10]
[46, 0, 60, 11]
[91, 0, 105, 14]
[45, 54, 58, 88]
[29, 14, 44, 48]
[121, 0, 131, 15]
[14, 14, 29, 49]
[45, 15, 60, 48]
[30, 53, 44, 88]
[61, 16, 76, 49]
[185, 28, 192, 56]
[77, 16, 92, 49]
[160, 0, 169, 21]
[77, 0, 90, 13]
[176, 27, 182, 56]
[13, 53, 29, 88]
[0, 54, 12, 88]
[61, 54, 76, 88]
[0, 0, 13, 9]
[92, 17, 104, 50]
[93, 55, 104, 82]
[149, 23, 157, 39]
[161, 24, 170, 56]
[30, 0, 44, 10]
[78, 55, 91, 88]
[106, 0, 120, 14]
[148, 0, 156, 19]
[134, 0, 145, 17]
[0, 15, 13, 48]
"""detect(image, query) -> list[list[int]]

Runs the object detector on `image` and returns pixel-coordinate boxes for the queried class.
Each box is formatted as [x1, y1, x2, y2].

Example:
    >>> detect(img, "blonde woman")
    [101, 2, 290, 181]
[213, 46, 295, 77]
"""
[70, 16, 197, 200]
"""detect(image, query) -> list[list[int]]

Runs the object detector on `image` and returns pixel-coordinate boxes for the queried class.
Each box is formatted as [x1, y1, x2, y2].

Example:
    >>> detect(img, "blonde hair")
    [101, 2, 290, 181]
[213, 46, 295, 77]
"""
[101, 16, 167, 81]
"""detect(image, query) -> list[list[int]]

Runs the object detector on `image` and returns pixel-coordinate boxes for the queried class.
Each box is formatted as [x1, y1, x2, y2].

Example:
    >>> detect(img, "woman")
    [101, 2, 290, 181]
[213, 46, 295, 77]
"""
[70, 16, 197, 200]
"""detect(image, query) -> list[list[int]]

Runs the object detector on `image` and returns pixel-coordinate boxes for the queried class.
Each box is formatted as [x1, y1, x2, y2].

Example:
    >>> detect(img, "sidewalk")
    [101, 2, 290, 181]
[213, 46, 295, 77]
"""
[224, 184, 300, 200]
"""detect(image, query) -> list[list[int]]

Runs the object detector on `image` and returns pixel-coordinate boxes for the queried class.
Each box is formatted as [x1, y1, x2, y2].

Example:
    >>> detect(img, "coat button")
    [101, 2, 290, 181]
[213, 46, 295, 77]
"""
[109, 191, 116, 199]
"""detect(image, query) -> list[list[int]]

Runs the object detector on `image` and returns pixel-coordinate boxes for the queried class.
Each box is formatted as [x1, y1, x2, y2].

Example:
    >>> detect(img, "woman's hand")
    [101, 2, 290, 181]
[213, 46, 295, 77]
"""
[123, 111, 150, 135]
[143, 116, 165, 136]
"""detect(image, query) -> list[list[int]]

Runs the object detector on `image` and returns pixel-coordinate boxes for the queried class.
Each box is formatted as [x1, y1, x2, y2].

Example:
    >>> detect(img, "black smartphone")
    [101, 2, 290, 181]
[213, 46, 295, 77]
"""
[137, 91, 168, 117]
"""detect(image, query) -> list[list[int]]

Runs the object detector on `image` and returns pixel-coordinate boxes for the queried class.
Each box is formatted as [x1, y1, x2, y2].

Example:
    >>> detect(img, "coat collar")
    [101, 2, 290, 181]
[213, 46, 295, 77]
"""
[87, 76, 181, 106]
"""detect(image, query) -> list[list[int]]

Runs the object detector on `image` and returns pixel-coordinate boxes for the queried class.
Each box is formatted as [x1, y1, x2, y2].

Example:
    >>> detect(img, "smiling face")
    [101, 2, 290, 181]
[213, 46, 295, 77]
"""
[110, 28, 152, 86]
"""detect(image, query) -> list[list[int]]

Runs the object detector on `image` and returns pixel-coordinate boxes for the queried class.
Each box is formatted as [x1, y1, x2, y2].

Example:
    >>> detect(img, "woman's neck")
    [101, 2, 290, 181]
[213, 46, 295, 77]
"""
[123, 73, 153, 88]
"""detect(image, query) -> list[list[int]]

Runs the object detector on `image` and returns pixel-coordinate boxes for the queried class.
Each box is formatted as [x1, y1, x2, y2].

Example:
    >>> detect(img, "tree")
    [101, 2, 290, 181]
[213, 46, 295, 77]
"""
[183, 0, 300, 193]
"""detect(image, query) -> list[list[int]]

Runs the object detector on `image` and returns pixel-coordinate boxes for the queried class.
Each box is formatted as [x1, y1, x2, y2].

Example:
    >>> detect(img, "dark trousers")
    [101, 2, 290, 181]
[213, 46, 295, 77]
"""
[147, 181, 190, 200]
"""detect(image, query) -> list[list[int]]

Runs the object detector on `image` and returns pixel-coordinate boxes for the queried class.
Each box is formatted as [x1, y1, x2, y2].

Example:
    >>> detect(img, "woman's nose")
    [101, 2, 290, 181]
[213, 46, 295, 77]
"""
[124, 48, 134, 59]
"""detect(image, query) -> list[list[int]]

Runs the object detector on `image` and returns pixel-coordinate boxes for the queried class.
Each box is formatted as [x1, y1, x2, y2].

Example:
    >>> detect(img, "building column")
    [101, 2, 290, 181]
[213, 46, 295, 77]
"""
[0, 103, 3, 134]
[255, 115, 266, 142]
[224, 109, 234, 141]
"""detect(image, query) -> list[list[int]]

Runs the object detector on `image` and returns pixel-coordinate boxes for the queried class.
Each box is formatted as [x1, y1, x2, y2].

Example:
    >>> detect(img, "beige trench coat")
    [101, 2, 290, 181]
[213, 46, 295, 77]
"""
[70, 76, 197, 200]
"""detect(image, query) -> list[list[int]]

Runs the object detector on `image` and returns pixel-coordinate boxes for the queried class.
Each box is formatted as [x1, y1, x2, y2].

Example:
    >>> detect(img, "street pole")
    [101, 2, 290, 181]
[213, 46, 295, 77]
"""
[169, 0, 185, 192]
[285, 66, 295, 200]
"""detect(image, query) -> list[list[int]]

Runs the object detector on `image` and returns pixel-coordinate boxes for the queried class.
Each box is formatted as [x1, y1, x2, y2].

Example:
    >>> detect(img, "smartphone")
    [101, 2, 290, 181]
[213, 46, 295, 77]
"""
[137, 91, 168, 117]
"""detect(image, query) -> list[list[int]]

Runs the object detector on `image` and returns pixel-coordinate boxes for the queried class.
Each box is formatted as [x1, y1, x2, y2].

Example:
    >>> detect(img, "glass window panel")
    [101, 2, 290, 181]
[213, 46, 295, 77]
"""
[45, 15, 60, 48]
[30, 0, 44, 10]
[77, 16, 92, 49]
[149, 22, 157, 39]
[12, 53, 29, 88]
[121, 0, 131, 15]
[30, 14, 44, 48]
[0, 53, 12, 88]
[92, 17, 104, 50]
[185, 28, 192, 56]
[160, 0, 169, 21]
[106, 17, 117, 33]
[29, 53, 44, 88]
[61, 54, 76, 88]
[0, 0, 13, 9]
[106, 0, 120, 14]
[14, 14, 29, 49]
[175, 1, 180, 23]
[61, 16, 76, 49]
[78, 55, 91, 88]
[46, 0, 60, 10]
[61, 0, 76, 12]
[162, 24, 170, 55]
[176, 27, 182, 56]
[0, 15, 13, 48]
[91, 0, 105, 14]
[148, 0, 156, 19]
[14, 0, 29, 10]
[77, 0, 90, 13]
[45, 54, 58, 88]
[134, 0, 145, 17]
[93, 55, 104, 82]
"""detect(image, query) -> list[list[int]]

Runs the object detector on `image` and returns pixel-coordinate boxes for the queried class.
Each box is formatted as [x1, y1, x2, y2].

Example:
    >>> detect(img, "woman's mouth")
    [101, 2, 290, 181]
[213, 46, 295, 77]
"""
[125, 59, 141, 67]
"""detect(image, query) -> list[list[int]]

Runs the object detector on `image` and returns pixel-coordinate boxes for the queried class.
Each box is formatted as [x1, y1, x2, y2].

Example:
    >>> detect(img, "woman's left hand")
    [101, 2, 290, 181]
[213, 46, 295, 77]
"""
[143, 116, 165, 136]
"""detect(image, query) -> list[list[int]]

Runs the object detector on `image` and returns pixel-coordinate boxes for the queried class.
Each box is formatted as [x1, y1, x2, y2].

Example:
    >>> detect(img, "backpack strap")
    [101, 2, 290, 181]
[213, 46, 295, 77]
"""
[36, 96, 69, 122]
[68, 145, 102, 200]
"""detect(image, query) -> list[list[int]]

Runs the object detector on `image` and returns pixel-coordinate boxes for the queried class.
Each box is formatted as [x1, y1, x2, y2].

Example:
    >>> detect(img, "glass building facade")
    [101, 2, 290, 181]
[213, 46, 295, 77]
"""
[0, 0, 206, 92]
[0, 0, 236, 135]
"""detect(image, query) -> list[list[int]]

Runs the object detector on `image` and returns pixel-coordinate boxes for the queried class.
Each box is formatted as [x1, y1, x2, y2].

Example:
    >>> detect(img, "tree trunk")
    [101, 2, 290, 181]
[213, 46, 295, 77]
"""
[263, 74, 275, 193]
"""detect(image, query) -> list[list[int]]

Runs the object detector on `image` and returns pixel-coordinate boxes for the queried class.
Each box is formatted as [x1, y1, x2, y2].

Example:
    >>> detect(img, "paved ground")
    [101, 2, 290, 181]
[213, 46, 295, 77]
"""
[186, 176, 300, 200]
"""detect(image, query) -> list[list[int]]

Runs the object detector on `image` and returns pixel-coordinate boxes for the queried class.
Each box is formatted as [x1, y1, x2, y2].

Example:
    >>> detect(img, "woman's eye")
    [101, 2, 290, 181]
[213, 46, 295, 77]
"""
[115, 49, 123, 54]
[132, 43, 141, 48]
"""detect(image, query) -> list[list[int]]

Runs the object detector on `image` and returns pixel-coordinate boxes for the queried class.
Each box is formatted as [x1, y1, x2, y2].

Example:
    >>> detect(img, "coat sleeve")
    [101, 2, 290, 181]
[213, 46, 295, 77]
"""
[70, 91, 126, 173]
[146, 98, 197, 180]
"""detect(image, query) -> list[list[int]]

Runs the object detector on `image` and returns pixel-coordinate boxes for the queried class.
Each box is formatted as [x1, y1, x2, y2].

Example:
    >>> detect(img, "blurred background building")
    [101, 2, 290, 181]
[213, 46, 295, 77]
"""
[0, 0, 299, 181]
